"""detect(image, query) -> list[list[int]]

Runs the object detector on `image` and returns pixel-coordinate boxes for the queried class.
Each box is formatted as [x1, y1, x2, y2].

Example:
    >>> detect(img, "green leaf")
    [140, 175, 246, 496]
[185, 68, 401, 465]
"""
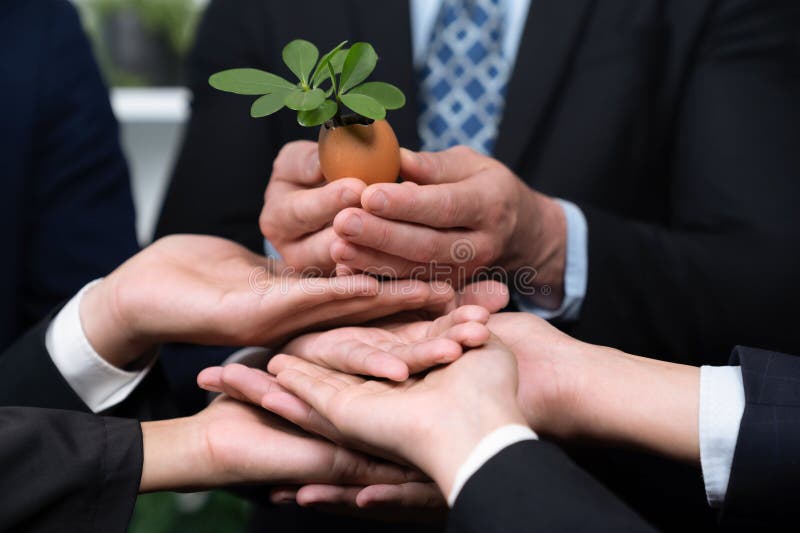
[297, 100, 339, 127]
[311, 41, 348, 88]
[330, 49, 348, 73]
[347, 82, 406, 110]
[284, 88, 326, 111]
[250, 92, 290, 118]
[209, 69, 296, 95]
[340, 43, 378, 94]
[340, 93, 386, 120]
[282, 40, 319, 85]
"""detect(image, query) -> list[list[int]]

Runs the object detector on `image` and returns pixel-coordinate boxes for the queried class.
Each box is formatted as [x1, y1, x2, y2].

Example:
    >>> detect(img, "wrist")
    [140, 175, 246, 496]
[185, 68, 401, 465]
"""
[413, 402, 527, 497]
[140, 416, 211, 492]
[80, 279, 154, 369]
[569, 347, 701, 463]
[506, 186, 567, 308]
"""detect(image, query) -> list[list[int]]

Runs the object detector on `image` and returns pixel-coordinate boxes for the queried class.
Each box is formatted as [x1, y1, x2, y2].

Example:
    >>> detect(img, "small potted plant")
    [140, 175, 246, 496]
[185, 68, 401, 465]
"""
[209, 40, 406, 184]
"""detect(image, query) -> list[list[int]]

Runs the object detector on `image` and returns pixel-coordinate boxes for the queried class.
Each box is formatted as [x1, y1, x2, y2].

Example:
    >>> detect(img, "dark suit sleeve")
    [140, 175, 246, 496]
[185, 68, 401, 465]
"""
[154, 0, 284, 253]
[572, 0, 800, 364]
[0, 311, 179, 421]
[0, 309, 90, 411]
[448, 440, 655, 533]
[719, 346, 800, 528]
[25, 0, 139, 324]
[0, 407, 142, 533]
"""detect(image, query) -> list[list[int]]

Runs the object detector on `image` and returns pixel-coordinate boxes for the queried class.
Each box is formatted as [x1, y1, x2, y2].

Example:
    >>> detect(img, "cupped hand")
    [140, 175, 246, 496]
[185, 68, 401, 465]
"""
[330, 146, 567, 299]
[486, 312, 597, 439]
[201, 338, 527, 497]
[259, 141, 366, 274]
[278, 305, 492, 381]
[82, 234, 457, 368]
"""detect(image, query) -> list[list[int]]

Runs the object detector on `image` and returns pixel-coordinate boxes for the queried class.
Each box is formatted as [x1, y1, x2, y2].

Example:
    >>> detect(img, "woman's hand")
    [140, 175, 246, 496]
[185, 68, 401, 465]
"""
[139, 395, 419, 493]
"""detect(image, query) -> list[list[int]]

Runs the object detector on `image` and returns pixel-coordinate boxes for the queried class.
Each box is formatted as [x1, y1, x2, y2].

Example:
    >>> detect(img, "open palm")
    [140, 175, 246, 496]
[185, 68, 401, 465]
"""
[280, 305, 492, 380]
[102, 234, 457, 349]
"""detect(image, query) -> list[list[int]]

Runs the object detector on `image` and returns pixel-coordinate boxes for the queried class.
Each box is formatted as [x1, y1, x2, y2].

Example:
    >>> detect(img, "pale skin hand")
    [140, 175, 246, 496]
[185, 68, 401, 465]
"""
[205, 339, 527, 498]
[278, 305, 492, 381]
[139, 395, 418, 493]
[79, 234, 458, 369]
[487, 312, 701, 463]
[331, 147, 568, 306]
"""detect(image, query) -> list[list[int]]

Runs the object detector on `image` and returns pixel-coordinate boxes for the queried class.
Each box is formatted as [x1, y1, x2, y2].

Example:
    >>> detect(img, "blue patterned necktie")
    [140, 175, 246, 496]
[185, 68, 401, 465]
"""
[418, 0, 511, 155]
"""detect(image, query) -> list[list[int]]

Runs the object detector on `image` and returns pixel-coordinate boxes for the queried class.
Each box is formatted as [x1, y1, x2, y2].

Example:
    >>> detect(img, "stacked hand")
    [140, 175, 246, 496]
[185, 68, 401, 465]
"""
[200, 334, 526, 501]
[198, 305, 494, 510]
[198, 309, 701, 513]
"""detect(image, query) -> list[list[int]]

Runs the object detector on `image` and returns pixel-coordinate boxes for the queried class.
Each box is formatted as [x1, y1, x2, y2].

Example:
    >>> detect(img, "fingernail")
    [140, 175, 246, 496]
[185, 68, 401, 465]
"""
[341, 187, 359, 205]
[341, 214, 363, 237]
[338, 244, 356, 262]
[366, 190, 388, 212]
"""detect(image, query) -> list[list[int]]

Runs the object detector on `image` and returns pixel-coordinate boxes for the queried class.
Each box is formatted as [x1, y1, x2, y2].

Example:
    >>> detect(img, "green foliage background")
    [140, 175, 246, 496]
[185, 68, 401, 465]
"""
[76, 0, 203, 86]
[129, 492, 252, 533]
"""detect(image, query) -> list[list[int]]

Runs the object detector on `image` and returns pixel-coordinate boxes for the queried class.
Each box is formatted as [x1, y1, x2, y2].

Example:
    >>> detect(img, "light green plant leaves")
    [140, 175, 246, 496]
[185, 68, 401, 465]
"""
[340, 43, 378, 94]
[282, 39, 319, 85]
[285, 88, 326, 111]
[298, 100, 339, 127]
[311, 41, 348, 88]
[348, 82, 405, 110]
[209, 39, 406, 125]
[209, 69, 295, 95]
[340, 93, 385, 120]
[250, 92, 290, 118]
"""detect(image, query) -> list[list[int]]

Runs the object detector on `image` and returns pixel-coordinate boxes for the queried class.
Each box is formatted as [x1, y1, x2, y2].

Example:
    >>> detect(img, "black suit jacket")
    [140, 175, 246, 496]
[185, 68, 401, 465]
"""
[0, 407, 142, 533]
[0, 0, 139, 351]
[156, 0, 800, 528]
[449, 440, 655, 533]
[450, 347, 800, 532]
[0, 314, 173, 531]
[721, 346, 800, 529]
[0, 310, 176, 421]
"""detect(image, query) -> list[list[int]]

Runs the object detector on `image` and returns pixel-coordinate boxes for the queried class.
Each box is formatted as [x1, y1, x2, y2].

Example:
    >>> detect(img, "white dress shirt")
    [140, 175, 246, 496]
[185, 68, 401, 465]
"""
[45, 279, 154, 413]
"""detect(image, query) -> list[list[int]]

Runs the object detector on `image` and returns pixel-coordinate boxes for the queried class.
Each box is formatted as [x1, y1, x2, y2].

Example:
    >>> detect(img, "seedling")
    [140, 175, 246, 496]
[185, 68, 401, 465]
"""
[209, 39, 406, 127]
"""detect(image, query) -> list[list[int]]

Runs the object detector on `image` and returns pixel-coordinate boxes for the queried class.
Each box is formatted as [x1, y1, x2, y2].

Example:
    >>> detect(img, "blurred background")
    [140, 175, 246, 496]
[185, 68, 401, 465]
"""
[74, 0, 203, 246]
[73, 1, 252, 530]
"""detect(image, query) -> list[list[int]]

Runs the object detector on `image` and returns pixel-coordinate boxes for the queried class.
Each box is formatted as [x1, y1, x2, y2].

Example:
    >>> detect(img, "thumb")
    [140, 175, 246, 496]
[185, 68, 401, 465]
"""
[399, 146, 489, 185]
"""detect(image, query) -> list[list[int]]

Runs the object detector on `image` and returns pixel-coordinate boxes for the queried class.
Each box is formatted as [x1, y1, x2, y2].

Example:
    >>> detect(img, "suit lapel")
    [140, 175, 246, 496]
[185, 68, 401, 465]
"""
[494, 0, 596, 170]
[347, 0, 420, 149]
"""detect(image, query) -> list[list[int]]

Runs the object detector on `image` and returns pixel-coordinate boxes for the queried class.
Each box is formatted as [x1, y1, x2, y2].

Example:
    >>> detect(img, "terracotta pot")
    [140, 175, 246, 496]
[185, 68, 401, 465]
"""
[318, 119, 400, 185]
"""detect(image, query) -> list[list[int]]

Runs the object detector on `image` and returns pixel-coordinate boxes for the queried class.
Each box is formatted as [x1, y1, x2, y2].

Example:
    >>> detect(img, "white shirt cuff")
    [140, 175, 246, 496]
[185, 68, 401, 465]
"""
[513, 199, 588, 321]
[447, 424, 538, 507]
[699, 365, 745, 508]
[45, 279, 157, 413]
